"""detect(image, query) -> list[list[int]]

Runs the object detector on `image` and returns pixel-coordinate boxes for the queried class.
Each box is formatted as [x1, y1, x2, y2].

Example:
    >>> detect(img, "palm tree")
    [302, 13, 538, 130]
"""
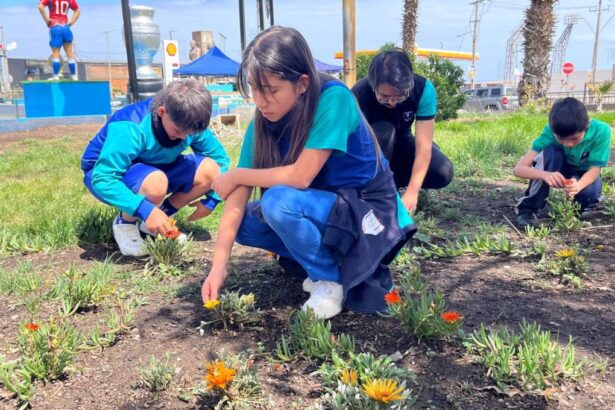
[588, 81, 614, 112]
[518, 0, 558, 104]
[402, 0, 419, 52]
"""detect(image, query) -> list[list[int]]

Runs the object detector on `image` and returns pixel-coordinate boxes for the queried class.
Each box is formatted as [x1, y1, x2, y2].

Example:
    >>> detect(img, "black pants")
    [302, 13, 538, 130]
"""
[371, 121, 454, 190]
[515, 145, 603, 214]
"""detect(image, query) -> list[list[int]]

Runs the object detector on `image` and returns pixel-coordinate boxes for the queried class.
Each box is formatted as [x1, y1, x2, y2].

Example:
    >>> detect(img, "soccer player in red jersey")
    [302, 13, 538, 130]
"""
[37, 0, 81, 80]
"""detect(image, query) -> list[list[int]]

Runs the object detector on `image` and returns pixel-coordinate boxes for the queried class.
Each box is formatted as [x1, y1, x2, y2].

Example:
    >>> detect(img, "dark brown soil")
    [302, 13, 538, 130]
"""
[0, 125, 613, 409]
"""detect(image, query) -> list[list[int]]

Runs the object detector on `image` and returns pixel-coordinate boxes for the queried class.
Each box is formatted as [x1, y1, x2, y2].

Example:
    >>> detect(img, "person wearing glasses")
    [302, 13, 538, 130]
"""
[352, 49, 454, 214]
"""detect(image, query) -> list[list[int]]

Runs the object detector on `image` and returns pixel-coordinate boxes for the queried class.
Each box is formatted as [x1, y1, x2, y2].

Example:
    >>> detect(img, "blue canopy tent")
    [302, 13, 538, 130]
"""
[314, 59, 343, 73]
[173, 46, 240, 77]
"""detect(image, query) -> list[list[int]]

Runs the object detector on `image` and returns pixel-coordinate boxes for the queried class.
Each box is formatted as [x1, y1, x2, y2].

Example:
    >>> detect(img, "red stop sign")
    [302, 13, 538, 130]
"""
[562, 62, 574, 75]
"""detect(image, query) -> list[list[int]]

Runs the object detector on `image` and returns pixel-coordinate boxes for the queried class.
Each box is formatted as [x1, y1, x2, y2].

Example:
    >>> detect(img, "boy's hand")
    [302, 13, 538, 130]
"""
[542, 171, 567, 188]
[186, 200, 213, 222]
[563, 178, 580, 198]
[144, 207, 172, 235]
[201, 267, 228, 303]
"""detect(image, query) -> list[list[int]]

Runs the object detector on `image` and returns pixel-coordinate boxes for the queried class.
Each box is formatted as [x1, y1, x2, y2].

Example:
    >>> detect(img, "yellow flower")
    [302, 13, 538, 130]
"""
[203, 300, 220, 309]
[205, 360, 236, 390]
[239, 293, 255, 305]
[362, 378, 404, 404]
[555, 248, 575, 258]
[341, 368, 358, 386]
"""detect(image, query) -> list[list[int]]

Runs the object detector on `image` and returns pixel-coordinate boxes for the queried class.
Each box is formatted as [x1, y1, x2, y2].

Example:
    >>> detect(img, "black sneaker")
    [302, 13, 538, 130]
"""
[516, 212, 537, 228]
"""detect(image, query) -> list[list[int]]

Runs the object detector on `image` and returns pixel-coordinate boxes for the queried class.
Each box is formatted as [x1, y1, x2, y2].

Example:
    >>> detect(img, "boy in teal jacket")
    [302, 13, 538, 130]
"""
[81, 79, 230, 256]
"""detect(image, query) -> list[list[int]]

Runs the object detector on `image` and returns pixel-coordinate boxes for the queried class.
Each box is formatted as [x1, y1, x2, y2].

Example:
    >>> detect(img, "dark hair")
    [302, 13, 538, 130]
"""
[367, 49, 414, 93]
[549, 97, 589, 138]
[158, 78, 212, 133]
[237, 26, 320, 168]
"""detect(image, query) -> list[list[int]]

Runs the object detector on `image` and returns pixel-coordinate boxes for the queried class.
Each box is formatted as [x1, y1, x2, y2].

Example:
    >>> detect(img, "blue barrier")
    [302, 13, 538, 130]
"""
[22, 81, 111, 118]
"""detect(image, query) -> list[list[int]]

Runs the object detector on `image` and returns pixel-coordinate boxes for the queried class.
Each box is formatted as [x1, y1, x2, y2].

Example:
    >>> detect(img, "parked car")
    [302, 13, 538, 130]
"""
[463, 85, 518, 112]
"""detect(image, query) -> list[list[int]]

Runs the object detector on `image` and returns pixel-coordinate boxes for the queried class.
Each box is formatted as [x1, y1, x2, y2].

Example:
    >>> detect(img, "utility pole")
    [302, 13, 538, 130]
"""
[238, 0, 246, 52]
[469, 0, 483, 89]
[342, 0, 356, 87]
[256, 0, 265, 32]
[169, 30, 176, 40]
[590, 0, 606, 84]
[0, 26, 7, 97]
[266, 0, 274, 27]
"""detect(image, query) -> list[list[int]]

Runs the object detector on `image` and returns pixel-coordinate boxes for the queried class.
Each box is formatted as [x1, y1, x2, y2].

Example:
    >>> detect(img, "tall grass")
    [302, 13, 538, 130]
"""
[0, 112, 611, 253]
[435, 112, 615, 179]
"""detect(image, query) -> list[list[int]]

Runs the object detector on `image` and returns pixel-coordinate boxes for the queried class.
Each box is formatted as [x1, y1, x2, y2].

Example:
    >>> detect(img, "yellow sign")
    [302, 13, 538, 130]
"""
[166, 42, 177, 57]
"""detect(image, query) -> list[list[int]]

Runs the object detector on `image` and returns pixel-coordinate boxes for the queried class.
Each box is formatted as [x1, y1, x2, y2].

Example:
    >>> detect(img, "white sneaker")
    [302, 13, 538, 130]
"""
[113, 216, 147, 256]
[48, 75, 59, 81]
[302, 277, 316, 293]
[301, 281, 343, 319]
[139, 222, 187, 242]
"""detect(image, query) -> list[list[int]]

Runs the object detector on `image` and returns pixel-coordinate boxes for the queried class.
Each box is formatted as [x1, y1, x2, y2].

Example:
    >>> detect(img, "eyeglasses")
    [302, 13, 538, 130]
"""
[374, 88, 410, 104]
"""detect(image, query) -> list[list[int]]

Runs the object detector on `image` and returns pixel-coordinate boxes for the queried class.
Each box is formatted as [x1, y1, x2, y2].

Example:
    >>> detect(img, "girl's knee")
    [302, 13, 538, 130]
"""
[139, 170, 168, 204]
[261, 186, 295, 224]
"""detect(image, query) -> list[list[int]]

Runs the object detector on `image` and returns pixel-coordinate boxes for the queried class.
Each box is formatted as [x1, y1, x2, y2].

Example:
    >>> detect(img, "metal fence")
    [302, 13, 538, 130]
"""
[0, 102, 25, 119]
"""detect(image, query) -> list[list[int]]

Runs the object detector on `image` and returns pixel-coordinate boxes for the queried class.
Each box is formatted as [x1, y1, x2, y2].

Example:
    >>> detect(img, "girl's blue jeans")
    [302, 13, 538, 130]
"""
[235, 185, 341, 283]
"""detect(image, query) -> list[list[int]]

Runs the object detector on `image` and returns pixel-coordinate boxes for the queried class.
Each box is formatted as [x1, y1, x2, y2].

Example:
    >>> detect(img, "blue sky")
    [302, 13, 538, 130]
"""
[2, 0, 614, 81]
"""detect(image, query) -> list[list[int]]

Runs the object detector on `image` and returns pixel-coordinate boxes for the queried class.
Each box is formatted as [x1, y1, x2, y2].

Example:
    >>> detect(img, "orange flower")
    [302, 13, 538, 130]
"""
[564, 179, 573, 186]
[384, 289, 401, 304]
[164, 218, 182, 240]
[205, 360, 236, 390]
[25, 323, 40, 331]
[440, 311, 462, 324]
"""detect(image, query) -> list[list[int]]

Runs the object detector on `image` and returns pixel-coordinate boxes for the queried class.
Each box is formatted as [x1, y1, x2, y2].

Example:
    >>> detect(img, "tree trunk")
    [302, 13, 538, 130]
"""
[518, 0, 558, 104]
[402, 0, 419, 52]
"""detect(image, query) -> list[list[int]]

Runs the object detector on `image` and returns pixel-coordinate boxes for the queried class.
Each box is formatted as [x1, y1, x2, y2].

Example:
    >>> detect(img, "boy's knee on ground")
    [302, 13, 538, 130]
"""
[139, 170, 168, 204]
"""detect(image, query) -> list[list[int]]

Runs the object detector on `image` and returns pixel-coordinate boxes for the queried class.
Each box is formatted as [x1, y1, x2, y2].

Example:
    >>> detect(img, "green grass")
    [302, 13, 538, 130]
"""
[0, 112, 612, 254]
[435, 112, 615, 179]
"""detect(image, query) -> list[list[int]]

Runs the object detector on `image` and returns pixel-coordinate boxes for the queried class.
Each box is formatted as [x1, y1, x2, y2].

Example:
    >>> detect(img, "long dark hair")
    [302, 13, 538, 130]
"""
[237, 27, 320, 169]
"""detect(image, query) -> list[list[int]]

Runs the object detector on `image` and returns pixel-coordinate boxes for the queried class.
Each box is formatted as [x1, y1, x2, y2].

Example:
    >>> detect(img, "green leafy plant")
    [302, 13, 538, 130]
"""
[50, 263, 114, 315]
[81, 300, 136, 350]
[196, 350, 266, 409]
[18, 317, 81, 382]
[275, 309, 355, 362]
[383, 266, 462, 342]
[0, 262, 42, 296]
[465, 320, 584, 393]
[137, 355, 175, 392]
[318, 351, 417, 410]
[414, 233, 514, 259]
[0, 356, 35, 409]
[200, 291, 261, 331]
[144, 234, 191, 268]
[543, 247, 588, 287]
[547, 192, 583, 233]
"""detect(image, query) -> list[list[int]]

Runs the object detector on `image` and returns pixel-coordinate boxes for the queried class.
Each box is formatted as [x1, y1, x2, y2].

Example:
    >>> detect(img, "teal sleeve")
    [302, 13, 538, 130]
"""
[531, 125, 556, 153]
[305, 86, 360, 153]
[416, 80, 437, 119]
[588, 122, 612, 167]
[91, 122, 152, 218]
[190, 129, 231, 173]
[190, 128, 231, 203]
[237, 121, 255, 168]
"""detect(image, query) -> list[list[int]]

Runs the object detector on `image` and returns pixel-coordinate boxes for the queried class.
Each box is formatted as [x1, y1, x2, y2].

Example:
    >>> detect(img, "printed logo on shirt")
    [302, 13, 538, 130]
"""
[580, 152, 590, 162]
[361, 210, 385, 236]
[403, 111, 414, 122]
